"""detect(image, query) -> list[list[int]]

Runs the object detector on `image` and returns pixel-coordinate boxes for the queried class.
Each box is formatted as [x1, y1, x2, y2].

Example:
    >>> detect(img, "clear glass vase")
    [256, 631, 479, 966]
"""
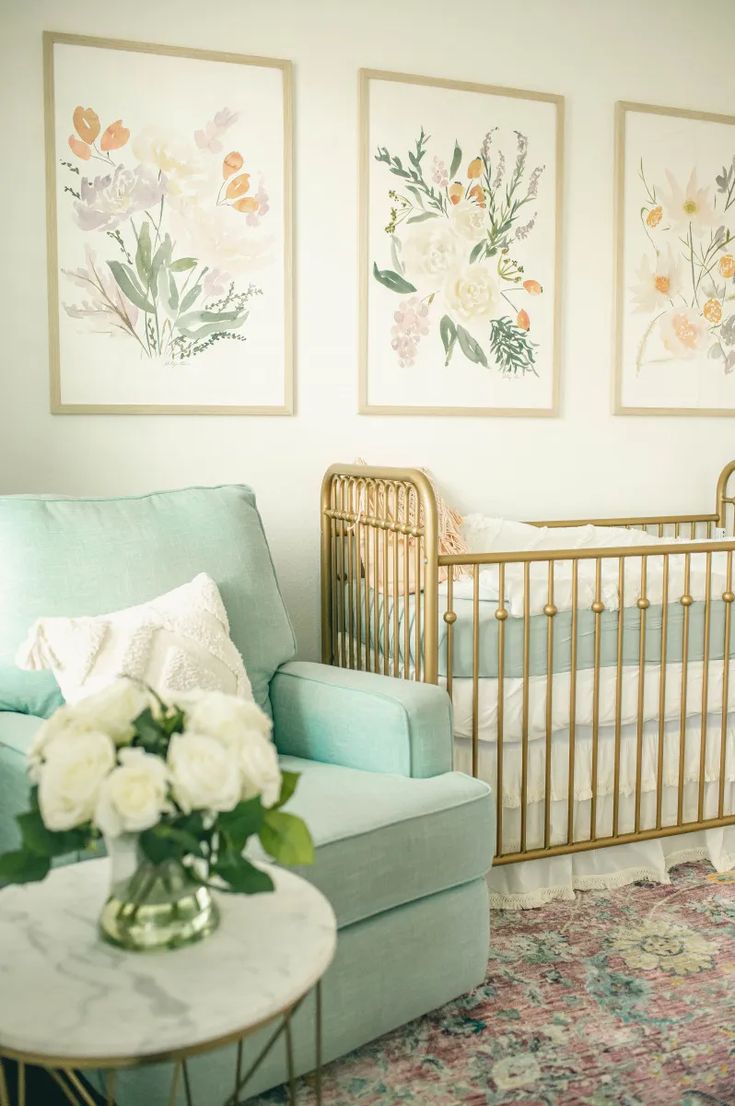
[99, 834, 219, 952]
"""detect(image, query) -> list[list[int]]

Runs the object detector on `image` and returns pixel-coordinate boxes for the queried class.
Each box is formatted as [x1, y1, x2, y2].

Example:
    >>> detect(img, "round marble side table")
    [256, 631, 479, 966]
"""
[0, 858, 337, 1106]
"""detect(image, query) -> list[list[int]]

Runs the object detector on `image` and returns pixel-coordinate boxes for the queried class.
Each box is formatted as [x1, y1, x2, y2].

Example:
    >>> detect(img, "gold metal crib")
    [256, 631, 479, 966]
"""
[320, 461, 735, 867]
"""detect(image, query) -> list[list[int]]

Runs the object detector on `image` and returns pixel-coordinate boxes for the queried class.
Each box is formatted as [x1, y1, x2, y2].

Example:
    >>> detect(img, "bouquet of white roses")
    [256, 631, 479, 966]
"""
[0, 679, 313, 895]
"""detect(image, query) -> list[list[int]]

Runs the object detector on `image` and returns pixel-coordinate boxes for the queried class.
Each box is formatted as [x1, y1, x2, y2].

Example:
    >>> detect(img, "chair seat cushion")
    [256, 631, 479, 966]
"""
[267, 755, 494, 928]
[0, 716, 495, 930]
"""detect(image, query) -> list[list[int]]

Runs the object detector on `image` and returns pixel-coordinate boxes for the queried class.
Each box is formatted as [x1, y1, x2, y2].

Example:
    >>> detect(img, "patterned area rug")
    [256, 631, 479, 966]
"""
[259, 861, 735, 1105]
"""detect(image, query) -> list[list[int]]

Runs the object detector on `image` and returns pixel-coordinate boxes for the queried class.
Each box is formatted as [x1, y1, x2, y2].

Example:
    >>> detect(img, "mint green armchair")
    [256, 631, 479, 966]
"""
[0, 486, 494, 1103]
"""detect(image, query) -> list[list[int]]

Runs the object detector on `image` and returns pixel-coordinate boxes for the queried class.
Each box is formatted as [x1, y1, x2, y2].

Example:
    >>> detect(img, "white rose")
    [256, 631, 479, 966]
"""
[94, 748, 170, 838]
[38, 731, 116, 831]
[449, 199, 486, 241]
[401, 218, 458, 293]
[28, 706, 98, 780]
[444, 262, 500, 335]
[239, 732, 282, 808]
[181, 691, 272, 748]
[74, 679, 154, 746]
[168, 731, 241, 814]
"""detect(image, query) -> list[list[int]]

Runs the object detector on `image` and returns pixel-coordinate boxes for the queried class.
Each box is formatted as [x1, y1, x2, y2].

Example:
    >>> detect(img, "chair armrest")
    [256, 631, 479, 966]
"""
[270, 661, 452, 778]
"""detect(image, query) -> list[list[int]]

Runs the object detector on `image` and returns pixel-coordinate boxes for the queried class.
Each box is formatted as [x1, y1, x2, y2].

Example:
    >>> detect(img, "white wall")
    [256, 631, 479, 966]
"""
[2, 0, 735, 659]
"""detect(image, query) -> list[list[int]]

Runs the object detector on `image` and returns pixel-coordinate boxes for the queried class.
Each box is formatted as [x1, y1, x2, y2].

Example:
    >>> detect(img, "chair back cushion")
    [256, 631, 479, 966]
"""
[0, 485, 295, 717]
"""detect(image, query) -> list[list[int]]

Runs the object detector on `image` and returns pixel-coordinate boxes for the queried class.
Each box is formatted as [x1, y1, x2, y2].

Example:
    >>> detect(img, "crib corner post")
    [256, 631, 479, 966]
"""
[715, 459, 735, 534]
[320, 466, 336, 665]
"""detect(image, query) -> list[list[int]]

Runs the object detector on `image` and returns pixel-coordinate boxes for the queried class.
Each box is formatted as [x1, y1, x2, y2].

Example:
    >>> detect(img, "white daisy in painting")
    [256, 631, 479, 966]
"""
[659, 168, 715, 232]
[631, 245, 683, 313]
[658, 306, 710, 358]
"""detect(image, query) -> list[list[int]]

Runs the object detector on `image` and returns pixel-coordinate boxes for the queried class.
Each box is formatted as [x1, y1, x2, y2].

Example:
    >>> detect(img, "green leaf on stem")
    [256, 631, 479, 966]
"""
[217, 796, 264, 852]
[133, 707, 167, 755]
[274, 771, 299, 810]
[372, 263, 417, 295]
[212, 855, 274, 895]
[17, 809, 87, 858]
[0, 849, 50, 884]
[259, 810, 314, 867]
[139, 823, 205, 865]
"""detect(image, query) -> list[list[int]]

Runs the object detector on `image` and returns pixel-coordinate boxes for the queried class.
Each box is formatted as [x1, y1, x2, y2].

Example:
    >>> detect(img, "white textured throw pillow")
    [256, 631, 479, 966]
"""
[15, 574, 253, 705]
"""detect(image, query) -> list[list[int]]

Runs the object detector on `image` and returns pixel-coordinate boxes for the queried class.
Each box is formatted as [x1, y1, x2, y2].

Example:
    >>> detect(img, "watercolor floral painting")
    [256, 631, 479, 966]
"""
[616, 102, 735, 414]
[361, 72, 562, 414]
[46, 35, 291, 413]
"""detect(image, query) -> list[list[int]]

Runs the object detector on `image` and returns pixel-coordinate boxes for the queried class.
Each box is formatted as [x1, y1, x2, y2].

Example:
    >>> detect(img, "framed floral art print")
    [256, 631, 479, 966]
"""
[44, 32, 293, 414]
[614, 100, 735, 415]
[359, 69, 564, 416]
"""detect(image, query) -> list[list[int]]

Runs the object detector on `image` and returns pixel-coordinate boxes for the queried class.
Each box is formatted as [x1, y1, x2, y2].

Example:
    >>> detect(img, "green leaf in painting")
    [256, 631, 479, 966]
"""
[178, 285, 202, 314]
[135, 221, 152, 284]
[372, 262, 417, 295]
[440, 314, 457, 366]
[108, 261, 155, 313]
[406, 212, 437, 224]
[456, 324, 488, 367]
[169, 257, 197, 272]
[0, 849, 50, 885]
[168, 272, 179, 312]
[449, 140, 462, 179]
[259, 810, 314, 867]
[469, 240, 487, 264]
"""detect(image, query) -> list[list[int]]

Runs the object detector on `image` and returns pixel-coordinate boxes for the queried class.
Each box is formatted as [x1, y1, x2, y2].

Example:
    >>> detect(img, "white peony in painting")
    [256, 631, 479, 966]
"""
[615, 101, 735, 414]
[45, 34, 292, 413]
[361, 70, 563, 415]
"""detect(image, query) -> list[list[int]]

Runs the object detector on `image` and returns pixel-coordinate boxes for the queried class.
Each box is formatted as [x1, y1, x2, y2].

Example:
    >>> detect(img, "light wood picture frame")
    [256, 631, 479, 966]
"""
[44, 31, 294, 415]
[614, 100, 735, 416]
[359, 68, 564, 416]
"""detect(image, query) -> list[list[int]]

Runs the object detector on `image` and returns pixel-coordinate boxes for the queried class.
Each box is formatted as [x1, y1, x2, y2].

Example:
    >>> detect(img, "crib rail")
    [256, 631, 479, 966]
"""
[321, 462, 735, 867]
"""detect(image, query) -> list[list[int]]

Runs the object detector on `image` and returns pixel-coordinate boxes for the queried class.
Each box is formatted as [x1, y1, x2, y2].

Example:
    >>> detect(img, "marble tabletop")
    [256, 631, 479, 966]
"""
[0, 858, 336, 1066]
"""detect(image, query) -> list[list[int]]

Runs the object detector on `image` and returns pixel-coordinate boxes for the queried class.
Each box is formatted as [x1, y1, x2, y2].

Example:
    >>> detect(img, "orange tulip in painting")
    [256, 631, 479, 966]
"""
[73, 106, 100, 144]
[223, 151, 244, 178]
[226, 174, 251, 200]
[100, 120, 130, 152]
[448, 182, 463, 205]
[467, 157, 482, 179]
[233, 197, 259, 213]
[517, 310, 530, 331]
[523, 279, 543, 295]
[68, 135, 91, 160]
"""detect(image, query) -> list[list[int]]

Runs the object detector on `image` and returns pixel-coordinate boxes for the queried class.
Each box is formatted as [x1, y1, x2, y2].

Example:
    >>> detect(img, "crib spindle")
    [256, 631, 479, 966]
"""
[567, 561, 579, 846]
[612, 556, 625, 839]
[544, 561, 556, 850]
[677, 553, 692, 825]
[496, 564, 506, 856]
[471, 563, 480, 779]
[590, 558, 604, 841]
[635, 556, 649, 834]
[521, 562, 530, 854]
[698, 552, 713, 822]
[719, 550, 734, 818]
[656, 554, 670, 830]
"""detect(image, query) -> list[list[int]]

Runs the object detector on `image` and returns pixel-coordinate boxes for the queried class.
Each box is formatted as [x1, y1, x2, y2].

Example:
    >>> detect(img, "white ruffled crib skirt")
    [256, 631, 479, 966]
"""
[453, 716, 735, 909]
